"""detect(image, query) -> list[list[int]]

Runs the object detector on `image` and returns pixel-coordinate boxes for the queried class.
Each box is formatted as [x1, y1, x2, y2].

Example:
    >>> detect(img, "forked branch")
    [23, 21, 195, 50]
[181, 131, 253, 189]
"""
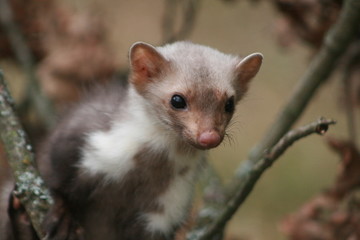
[188, 118, 336, 240]
[242, 0, 360, 170]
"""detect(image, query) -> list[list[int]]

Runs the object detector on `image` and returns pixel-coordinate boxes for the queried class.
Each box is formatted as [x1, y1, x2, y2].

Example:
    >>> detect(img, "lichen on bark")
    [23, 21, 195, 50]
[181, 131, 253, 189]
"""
[0, 70, 52, 238]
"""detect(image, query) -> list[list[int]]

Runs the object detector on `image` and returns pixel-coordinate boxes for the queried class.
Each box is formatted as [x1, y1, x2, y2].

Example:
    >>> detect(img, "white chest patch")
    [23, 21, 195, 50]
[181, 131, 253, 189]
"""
[79, 102, 171, 181]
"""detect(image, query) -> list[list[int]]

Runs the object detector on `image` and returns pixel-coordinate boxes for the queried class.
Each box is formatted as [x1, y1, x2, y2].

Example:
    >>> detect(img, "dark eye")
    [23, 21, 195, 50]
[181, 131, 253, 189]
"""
[225, 97, 235, 113]
[170, 94, 187, 109]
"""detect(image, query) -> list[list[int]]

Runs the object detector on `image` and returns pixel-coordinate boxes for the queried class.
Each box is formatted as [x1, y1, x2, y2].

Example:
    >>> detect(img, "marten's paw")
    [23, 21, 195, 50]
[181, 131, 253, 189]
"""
[43, 199, 84, 240]
[8, 193, 39, 240]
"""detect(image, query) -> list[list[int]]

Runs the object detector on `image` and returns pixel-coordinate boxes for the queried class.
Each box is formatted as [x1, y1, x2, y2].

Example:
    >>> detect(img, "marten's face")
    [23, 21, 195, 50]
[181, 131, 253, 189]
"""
[146, 81, 236, 150]
[166, 90, 234, 149]
[129, 41, 262, 150]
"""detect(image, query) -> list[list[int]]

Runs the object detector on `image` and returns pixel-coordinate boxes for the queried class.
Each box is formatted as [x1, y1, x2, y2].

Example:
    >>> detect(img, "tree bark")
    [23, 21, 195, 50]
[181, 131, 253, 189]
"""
[0, 71, 52, 239]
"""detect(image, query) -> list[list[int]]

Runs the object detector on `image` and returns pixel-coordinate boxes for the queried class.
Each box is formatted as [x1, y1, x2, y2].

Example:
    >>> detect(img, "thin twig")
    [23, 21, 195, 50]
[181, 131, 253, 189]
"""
[177, 0, 199, 41]
[342, 44, 360, 147]
[187, 118, 336, 240]
[342, 67, 357, 145]
[162, 0, 201, 44]
[162, 0, 178, 43]
[0, 71, 52, 238]
[0, 0, 55, 129]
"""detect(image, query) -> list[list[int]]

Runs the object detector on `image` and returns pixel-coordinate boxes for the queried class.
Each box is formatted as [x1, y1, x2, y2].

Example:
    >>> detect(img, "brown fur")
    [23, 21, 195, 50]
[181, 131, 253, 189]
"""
[36, 42, 262, 240]
[164, 86, 232, 150]
[75, 146, 176, 240]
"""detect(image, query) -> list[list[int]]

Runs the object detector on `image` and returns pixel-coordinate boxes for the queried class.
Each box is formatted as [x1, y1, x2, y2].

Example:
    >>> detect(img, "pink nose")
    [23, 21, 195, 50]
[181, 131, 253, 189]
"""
[198, 130, 222, 149]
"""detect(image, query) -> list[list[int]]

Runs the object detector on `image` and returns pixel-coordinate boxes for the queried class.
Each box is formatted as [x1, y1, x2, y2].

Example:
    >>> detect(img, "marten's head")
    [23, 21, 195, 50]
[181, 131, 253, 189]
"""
[129, 42, 262, 150]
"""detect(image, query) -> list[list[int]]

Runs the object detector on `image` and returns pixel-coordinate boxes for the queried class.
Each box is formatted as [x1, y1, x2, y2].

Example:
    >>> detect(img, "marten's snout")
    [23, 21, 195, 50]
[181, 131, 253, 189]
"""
[198, 130, 222, 149]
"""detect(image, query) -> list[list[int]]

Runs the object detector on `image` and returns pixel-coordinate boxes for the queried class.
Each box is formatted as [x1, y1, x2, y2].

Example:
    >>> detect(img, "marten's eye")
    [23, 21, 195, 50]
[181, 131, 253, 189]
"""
[170, 94, 187, 109]
[225, 97, 235, 113]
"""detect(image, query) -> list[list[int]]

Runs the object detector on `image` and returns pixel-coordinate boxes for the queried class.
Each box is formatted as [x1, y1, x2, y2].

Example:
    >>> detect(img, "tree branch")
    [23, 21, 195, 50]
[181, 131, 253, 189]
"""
[187, 118, 336, 240]
[1, 1, 356, 239]
[342, 44, 360, 147]
[239, 0, 360, 175]
[0, 71, 52, 238]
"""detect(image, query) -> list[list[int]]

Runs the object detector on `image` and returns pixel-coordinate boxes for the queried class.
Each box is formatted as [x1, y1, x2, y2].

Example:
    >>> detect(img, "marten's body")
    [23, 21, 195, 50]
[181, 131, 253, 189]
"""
[2, 41, 263, 240]
[38, 81, 202, 240]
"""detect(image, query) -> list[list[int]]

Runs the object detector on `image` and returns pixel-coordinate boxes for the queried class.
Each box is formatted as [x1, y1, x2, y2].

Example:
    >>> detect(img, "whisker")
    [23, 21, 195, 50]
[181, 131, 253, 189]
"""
[223, 131, 237, 147]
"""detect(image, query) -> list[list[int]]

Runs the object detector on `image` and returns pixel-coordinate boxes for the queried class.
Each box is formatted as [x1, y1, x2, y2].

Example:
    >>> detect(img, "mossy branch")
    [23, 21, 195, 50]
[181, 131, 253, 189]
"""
[0, 71, 52, 239]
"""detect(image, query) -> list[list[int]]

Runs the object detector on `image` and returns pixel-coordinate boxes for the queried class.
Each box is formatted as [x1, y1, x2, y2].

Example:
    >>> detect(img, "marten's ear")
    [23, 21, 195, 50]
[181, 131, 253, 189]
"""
[129, 42, 170, 92]
[235, 53, 263, 95]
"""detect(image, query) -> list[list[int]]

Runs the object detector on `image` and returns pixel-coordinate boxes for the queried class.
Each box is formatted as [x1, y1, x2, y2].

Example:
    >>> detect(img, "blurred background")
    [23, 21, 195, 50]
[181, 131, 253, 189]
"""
[0, 0, 358, 239]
